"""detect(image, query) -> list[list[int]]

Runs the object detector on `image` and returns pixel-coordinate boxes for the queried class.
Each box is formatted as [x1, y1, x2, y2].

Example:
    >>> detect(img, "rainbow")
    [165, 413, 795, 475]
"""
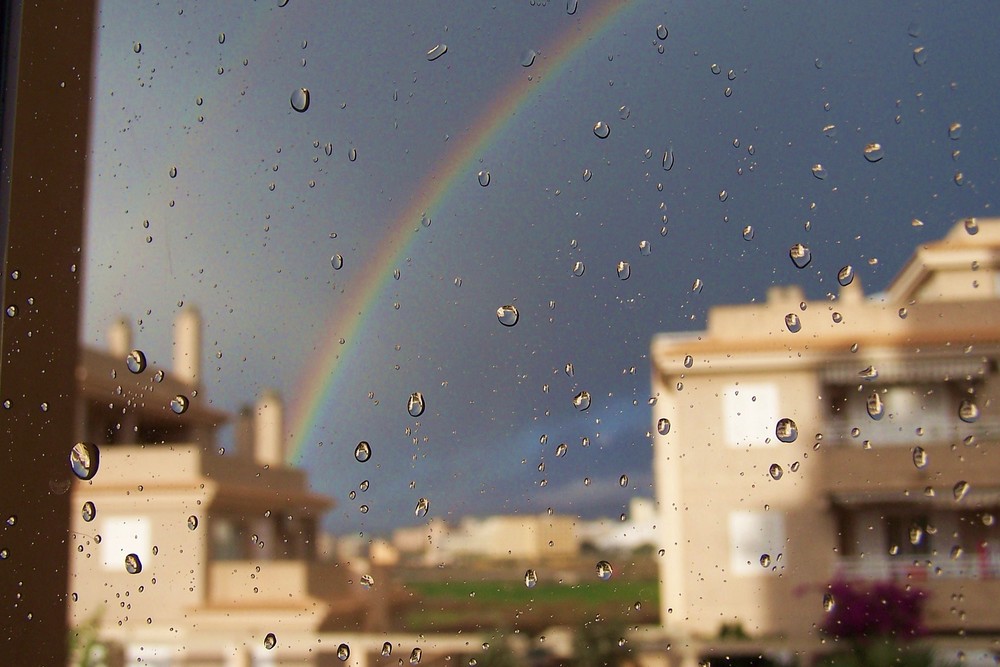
[286, 1, 639, 462]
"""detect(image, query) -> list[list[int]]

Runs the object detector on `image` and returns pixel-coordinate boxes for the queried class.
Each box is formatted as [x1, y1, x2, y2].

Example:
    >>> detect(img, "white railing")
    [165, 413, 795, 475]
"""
[824, 417, 1000, 446]
[835, 553, 1000, 581]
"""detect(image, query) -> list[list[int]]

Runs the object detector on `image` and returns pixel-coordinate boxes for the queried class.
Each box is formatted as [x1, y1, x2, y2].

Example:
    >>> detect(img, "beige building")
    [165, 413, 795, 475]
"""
[652, 220, 1000, 663]
[68, 309, 370, 665]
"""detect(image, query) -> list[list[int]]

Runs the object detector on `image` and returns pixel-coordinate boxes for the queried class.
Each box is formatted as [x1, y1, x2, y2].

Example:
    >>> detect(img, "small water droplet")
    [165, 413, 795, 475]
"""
[958, 399, 980, 423]
[811, 164, 827, 180]
[331, 254, 344, 270]
[789, 243, 812, 268]
[81, 501, 96, 523]
[337, 643, 351, 661]
[785, 313, 802, 333]
[5, 305, 17, 318]
[837, 265, 854, 287]
[521, 49, 537, 67]
[408, 392, 425, 418]
[913, 46, 927, 66]
[572, 391, 591, 412]
[410, 648, 423, 665]
[359, 573, 375, 590]
[415, 497, 429, 518]
[593, 121, 611, 139]
[619, 474, 629, 487]
[133, 42, 142, 54]
[776, 418, 798, 443]
[954, 481, 970, 501]
[264, 633, 277, 650]
[656, 24, 668, 40]
[124, 553, 142, 574]
[692, 278, 704, 293]
[865, 393, 885, 421]
[496, 304, 519, 327]
[822, 124, 837, 138]
[324, 142, 334, 156]
[760, 553, 771, 568]
[639, 240, 651, 256]
[354, 441, 372, 463]
[657, 418, 671, 435]
[170, 395, 189, 414]
[426, 44, 448, 61]
[662, 149, 674, 171]
[572, 261, 586, 277]
[949, 122, 963, 140]
[912, 446, 928, 470]
[218, 32, 225, 44]
[555, 443, 568, 458]
[863, 143, 884, 162]
[769, 464, 783, 480]
[187, 515, 198, 530]
[70, 442, 100, 480]
[381, 642, 393, 657]
[596, 560, 613, 580]
[566, 0, 578, 15]
[823, 592, 835, 612]
[616, 261, 631, 280]
[290, 87, 310, 112]
[618, 105, 631, 120]
[126, 349, 147, 374]
[711, 63, 721, 75]
[718, 189, 728, 202]
[477, 170, 491, 187]
[524, 569, 538, 588]
[964, 218, 978, 236]
[582, 168, 593, 182]
[859, 365, 878, 380]
[153, 370, 164, 383]
[742, 226, 754, 241]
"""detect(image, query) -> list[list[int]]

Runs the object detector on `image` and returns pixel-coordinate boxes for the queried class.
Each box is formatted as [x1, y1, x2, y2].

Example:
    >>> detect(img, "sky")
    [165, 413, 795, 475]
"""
[81, 0, 1000, 535]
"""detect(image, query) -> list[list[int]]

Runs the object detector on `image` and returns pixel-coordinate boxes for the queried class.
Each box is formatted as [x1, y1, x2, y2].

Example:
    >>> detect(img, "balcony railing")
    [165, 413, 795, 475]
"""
[835, 553, 1000, 581]
[825, 415, 1000, 446]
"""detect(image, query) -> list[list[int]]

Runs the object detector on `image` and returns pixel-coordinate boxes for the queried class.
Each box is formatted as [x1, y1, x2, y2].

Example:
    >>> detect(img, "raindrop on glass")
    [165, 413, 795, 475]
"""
[619, 474, 629, 487]
[769, 464, 784, 480]
[354, 441, 372, 463]
[348, 147, 358, 162]
[170, 395, 189, 414]
[964, 218, 978, 236]
[81, 501, 96, 523]
[572, 261, 586, 277]
[133, 42, 142, 54]
[381, 642, 393, 657]
[785, 313, 801, 333]
[863, 143, 884, 162]
[168, 166, 178, 179]
[837, 265, 854, 287]
[496, 304, 519, 327]
[264, 633, 277, 650]
[866, 393, 884, 420]
[331, 254, 344, 270]
[639, 240, 651, 256]
[593, 122, 610, 139]
[811, 164, 827, 180]
[662, 149, 674, 171]
[718, 190, 728, 202]
[70, 442, 100, 481]
[596, 560, 613, 580]
[218, 32, 225, 44]
[789, 243, 812, 268]
[760, 553, 771, 568]
[912, 446, 928, 470]
[126, 349, 147, 374]
[524, 569, 538, 588]
[954, 480, 970, 502]
[521, 49, 536, 67]
[742, 226, 754, 241]
[656, 24, 668, 40]
[617, 261, 631, 280]
[822, 124, 837, 138]
[407, 392, 425, 418]
[913, 46, 926, 66]
[949, 122, 962, 140]
[426, 44, 448, 61]
[566, 0, 578, 15]
[187, 515, 198, 530]
[958, 399, 980, 423]
[337, 644, 351, 661]
[823, 593, 835, 612]
[711, 63, 721, 75]
[410, 648, 423, 665]
[555, 443, 568, 458]
[325, 142, 333, 156]
[572, 391, 591, 412]
[776, 418, 798, 443]
[124, 553, 142, 574]
[692, 278, 704, 293]
[582, 168, 593, 182]
[477, 170, 491, 187]
[290, 87, 310, 112]
[415, 497, 429, 518]
[657, 418, 671, 435]
[360, 573, 374, 589]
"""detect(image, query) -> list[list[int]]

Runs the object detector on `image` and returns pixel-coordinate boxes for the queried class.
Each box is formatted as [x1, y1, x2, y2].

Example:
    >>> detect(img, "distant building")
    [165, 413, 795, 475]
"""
[652, 220, 1000, 664]
[68, 308, 368, 665]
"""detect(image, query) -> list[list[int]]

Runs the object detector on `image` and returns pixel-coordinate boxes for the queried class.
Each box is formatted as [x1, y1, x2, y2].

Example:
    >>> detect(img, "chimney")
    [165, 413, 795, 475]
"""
[254, 389, 285, 467]
[173, 306, 202, 386]
[107, 316, 132, 357]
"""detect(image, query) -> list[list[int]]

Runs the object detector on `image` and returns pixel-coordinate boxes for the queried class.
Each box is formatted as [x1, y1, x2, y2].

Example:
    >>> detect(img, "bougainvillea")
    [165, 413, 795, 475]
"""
[821, 579, 926, 640]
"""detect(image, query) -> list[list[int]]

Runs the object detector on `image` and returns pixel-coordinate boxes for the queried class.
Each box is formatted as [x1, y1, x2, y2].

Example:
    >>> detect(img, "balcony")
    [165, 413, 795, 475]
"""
[835, 553, 1000, 581]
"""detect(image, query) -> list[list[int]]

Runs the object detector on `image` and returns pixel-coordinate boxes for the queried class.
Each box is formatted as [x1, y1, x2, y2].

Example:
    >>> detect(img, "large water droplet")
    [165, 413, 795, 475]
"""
[496, 304, 519, 327]
[811, 164, 827, 180]
[718, 190, 728, 202]
[618, 105, 630, 120]
[837, 265, 854, 287]
[81, 501, 96, 523]
[912, 446, 928, 470]
[70, 442, 100, 481]
[264, 633, 277, 650]
[775, 418, 798, 443]
[742, 226, 754, 241]
[964, 218, 979, 236]
[477, 170, 491, 187]
[959, 399, 980, 423]
[859, 365, 879, 381]
[133, 42, 142, 54]
[408, 392, 425, 418]
[354, 441, 371, 463]
[619, 474, 629, 487]
[866, 393, 884, 421]
[381, 642, 393, 657]
[290, 87, 310, 112]
[596, 560, 613, 580]
[360, 573, 375, 590]
[912, 46, 927, 66]
[168, 166, 178, 179]
[555, 443, 568, 458]
[573, 391, 591, 412]
[415, 497, 429, 518]
[823, 592, 835, 612]
[760, 553, 771, 568]
[662, 149, 674, 171]
[593, 122, 610, 139]
[337, 644, 351, 661]
[949, 122, 963, 140]
[656, 24, 668, 40]
[331, 254, 344, 270]
[582, 168, 593, 182]
[125, 553, 142, 574]
[170, 395, 190, 414]
[521, 49, 537, 67]
[789, 243, 812, 268]
[656, 418, 671, 435]
[863, 143, 884, 162]
[639, 240, 651, 256]
[524, 569, 538, 588]
[954, 481, 970, 502]
[784, 313, 802, 333]
[126, 349, 147, 374]
[566, 0, 578, 15]
[426, 44, 448, 61]
[769, 464, 784, 480]
[187, 515, 199, 530]
[617, 261, 631, 280]
[572, 261, 586, 277]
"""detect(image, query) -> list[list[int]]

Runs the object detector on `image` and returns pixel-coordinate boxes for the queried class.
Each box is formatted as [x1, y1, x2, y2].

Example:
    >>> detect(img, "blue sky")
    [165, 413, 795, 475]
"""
[82, 0, 1000, 535]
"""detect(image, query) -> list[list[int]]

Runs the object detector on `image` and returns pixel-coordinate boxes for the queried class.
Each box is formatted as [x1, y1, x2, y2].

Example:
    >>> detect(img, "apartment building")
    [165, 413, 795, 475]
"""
[651, 219, 1000, 662]
[68, 308, 368, 665]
